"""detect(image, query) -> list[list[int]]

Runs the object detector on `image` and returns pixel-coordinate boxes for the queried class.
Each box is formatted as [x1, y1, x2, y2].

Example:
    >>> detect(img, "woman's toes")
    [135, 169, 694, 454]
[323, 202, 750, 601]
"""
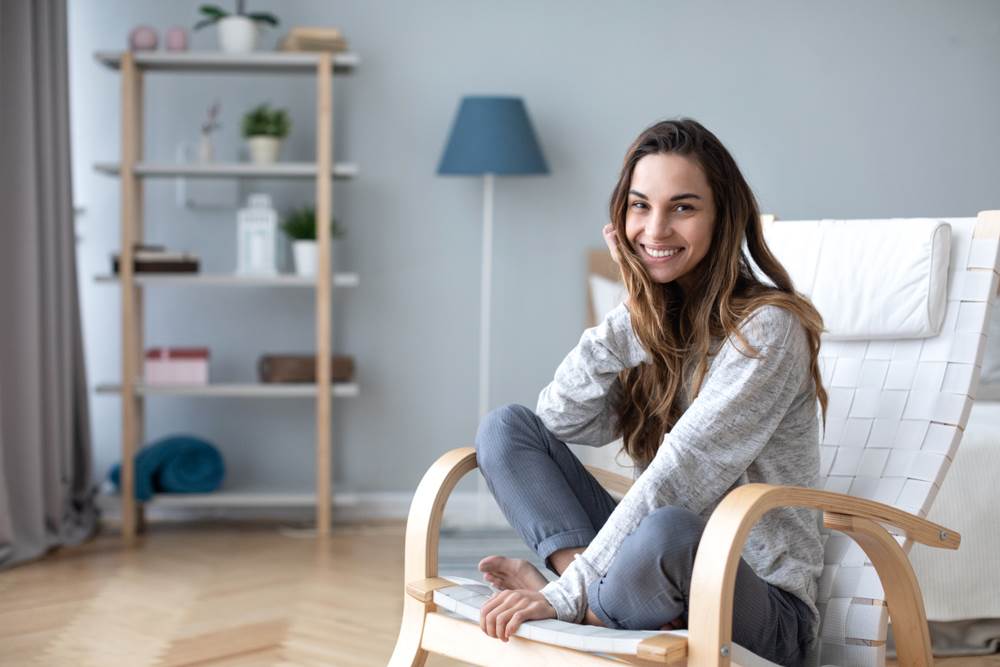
[478, 555, 501, 572]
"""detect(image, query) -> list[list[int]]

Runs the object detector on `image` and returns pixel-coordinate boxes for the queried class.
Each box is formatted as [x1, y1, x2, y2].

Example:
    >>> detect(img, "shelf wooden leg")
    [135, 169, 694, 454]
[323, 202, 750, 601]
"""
[315, 53, 333, 536]
[119, 50, 140, 547]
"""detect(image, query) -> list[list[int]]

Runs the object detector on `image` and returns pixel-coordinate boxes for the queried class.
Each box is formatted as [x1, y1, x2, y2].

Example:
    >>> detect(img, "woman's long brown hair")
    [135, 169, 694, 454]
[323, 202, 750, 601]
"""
[610, 118, 828, 471]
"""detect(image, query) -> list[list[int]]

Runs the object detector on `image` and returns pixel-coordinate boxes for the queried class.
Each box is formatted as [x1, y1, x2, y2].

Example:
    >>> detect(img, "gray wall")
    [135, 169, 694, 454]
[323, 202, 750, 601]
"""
[69, 1, 1000, 497]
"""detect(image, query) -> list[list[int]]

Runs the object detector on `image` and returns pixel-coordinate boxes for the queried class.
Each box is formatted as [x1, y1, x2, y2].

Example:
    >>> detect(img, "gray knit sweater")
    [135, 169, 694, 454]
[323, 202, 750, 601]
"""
[536, 301, 824, 646]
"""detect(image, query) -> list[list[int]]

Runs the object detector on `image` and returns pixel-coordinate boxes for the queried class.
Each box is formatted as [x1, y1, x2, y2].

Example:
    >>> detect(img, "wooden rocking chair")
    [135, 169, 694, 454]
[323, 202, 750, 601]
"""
[389, 211, 1000, 666]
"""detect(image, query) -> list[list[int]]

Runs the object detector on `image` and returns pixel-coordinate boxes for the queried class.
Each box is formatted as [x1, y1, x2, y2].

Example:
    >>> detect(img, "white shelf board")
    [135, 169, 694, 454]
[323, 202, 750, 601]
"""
[94, 272, 359, 288]
[94, 50, 360, 73]
[93, 161, 358, 179]
[94, 382, 360, 398]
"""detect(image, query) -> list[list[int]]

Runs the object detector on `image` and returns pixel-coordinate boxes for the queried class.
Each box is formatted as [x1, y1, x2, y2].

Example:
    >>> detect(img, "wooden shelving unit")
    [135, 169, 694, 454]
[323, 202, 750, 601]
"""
[94, 50, 358, 545]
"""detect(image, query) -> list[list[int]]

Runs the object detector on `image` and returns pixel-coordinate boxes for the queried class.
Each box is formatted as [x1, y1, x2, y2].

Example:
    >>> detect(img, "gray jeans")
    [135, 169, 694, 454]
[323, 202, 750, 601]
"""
[474, 403, 813, 666]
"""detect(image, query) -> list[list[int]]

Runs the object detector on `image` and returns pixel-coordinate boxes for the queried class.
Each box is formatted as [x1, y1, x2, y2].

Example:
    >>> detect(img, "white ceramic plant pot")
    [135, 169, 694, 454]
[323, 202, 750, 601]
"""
[291, 239, 340, 276]
[217, 15, 258, 53]
[292, 240, 317, 277]
[247, 136, 281, 165]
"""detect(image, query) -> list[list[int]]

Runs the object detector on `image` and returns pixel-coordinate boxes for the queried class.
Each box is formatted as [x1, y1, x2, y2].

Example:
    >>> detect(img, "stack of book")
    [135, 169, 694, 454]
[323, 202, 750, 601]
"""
[278, 26, 349, 53]
[112, 244, 200, 274]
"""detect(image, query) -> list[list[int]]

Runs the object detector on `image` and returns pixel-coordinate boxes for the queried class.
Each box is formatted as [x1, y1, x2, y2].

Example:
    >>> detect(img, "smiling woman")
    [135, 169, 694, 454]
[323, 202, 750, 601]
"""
[473, 118, 832, 666]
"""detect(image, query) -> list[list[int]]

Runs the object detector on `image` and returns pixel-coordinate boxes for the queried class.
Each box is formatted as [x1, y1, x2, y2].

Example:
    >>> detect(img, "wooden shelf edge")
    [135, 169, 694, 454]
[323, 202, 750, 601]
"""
[94, 382, 360, 398]
[94, 50, 360, 73]
[93, 161, 359, 179]
[93, 273, 360, 288]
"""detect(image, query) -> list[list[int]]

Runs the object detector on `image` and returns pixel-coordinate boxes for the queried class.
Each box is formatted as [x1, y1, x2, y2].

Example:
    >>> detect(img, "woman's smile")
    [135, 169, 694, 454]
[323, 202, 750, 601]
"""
[641, 244, 685, 262]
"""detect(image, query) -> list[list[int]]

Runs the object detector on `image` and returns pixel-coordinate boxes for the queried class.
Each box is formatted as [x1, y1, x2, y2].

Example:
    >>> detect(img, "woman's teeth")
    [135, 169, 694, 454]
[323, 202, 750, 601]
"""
[645, 246, 682, 258]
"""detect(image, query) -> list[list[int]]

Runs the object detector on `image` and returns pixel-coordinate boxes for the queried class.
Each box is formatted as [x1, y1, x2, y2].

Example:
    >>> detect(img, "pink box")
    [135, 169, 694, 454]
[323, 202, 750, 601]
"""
[144, 347, 209, 385]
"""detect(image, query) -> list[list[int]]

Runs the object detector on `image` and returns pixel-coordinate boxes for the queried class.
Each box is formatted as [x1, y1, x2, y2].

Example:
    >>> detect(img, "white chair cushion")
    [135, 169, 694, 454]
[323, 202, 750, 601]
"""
[760, 218, 951, 340]
[432, 575, 781, 666]
[589, 273, 628, 322]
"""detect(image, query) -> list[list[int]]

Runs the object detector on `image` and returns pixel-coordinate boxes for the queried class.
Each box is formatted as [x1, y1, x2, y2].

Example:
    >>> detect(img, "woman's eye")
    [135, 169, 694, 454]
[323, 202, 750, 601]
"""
[629, 201, 692, 212]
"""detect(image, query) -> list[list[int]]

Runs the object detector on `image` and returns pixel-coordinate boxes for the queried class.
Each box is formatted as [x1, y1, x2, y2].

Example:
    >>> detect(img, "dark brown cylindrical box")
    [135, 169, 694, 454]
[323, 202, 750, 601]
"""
[258, 354, 355, 383]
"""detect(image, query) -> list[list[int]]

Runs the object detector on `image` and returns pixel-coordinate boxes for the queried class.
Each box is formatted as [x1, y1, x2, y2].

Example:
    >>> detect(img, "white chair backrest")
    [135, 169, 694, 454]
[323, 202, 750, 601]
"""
[771, 215, 998, 666]
[584, 213, 1000, 666]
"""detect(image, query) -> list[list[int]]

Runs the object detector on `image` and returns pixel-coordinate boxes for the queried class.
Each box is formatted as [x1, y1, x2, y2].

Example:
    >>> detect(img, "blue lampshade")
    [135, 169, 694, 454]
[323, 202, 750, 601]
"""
[437, 96, 549, 175]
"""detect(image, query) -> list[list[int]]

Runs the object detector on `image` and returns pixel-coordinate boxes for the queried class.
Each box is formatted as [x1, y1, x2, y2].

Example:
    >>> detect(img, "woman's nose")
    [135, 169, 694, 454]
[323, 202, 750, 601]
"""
[647, 212, 675, 238]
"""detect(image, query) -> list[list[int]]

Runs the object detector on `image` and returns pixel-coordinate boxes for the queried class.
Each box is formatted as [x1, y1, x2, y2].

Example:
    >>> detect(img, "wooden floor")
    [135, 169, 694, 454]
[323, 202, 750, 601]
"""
[1, 520, 997, 666]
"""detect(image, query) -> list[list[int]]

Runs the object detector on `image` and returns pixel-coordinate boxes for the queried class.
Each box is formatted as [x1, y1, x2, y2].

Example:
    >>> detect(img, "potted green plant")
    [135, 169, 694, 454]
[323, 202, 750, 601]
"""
[281, 205, 345, 276]
[193, 1, 279, 54]
[241, 103, 290, 165]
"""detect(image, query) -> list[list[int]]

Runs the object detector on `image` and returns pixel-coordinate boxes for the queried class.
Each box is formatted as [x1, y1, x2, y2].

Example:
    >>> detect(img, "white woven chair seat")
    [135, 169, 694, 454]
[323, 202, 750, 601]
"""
[432, 576, 783, 666]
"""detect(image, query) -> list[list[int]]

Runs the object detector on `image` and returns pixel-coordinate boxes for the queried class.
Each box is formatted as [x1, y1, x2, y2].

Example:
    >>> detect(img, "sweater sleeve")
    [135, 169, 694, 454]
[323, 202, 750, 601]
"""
[539, 305, 811, 623]
[535, 302, 652, 447]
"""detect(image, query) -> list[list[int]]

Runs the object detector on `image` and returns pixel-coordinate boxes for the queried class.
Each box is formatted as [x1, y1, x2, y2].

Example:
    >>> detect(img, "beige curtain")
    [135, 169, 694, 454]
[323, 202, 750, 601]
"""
[0, 0, 100, 569]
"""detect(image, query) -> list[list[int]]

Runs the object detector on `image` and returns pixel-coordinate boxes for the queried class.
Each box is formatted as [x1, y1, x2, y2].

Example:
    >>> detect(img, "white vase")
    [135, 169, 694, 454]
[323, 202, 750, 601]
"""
[292, 240, 318, 277]
[247, 136, 281, 164]
[217, 16, 257, 53]
[198, 132, 214, 162]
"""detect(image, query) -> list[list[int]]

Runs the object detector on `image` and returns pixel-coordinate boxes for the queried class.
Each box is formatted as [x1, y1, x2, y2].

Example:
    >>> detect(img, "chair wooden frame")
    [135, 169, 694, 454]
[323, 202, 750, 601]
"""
[390, 211, 1000, 666]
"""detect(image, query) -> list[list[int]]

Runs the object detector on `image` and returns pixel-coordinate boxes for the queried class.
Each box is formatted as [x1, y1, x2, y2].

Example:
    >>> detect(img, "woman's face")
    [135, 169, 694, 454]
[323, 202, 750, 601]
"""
[624, 152, 716, 289]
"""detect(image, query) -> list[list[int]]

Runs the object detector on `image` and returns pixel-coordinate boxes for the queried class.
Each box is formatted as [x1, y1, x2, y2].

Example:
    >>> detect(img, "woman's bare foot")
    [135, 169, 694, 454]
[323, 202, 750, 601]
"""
[478, 555, 549, 591]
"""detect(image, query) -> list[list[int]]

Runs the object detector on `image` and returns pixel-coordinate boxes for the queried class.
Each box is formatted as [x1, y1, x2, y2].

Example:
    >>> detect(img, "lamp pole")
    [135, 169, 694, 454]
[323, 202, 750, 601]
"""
[477, 173, 495, 524]
[478, 173, 494, 423]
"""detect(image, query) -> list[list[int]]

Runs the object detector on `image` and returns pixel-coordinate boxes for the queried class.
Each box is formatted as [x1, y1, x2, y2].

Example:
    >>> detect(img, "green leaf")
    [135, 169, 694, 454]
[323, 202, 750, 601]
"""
[280, 205, 344, 240]
[241, 103, 292, 139]
[198, 5, 227, 18]
[246, 12, 280, 27]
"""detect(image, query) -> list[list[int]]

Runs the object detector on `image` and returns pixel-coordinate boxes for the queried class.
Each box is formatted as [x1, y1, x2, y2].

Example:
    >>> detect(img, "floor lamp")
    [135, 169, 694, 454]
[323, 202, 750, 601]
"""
[437, 96, 549, 525]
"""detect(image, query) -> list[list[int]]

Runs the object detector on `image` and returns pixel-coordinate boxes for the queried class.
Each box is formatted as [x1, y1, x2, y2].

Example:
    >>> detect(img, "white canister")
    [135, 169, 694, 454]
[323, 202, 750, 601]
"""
[236, 193, 280, 275]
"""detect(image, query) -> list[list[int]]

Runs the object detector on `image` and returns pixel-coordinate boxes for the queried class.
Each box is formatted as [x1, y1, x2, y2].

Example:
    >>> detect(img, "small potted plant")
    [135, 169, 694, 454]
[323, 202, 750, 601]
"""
[193, 1, 279, 54]
[281, 205, 345, 276]
[241, 103, 290, 165]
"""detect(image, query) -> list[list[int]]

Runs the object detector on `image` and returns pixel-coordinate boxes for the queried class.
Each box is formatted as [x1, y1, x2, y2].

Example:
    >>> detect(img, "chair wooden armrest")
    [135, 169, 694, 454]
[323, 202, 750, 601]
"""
[401, 446, 479, 586]
[685, 483, 960, 667]
[390, 447, 478, 666]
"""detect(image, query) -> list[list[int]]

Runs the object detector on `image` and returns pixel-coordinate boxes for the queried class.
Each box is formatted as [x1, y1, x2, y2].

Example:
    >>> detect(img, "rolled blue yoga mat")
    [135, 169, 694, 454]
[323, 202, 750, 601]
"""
[109, 434, 225, 501]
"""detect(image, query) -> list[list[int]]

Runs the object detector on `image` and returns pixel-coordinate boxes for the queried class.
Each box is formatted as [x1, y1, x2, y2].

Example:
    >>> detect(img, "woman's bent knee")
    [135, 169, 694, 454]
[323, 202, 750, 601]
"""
[474, 403, 538, 467]
[635, 505, 706, 553]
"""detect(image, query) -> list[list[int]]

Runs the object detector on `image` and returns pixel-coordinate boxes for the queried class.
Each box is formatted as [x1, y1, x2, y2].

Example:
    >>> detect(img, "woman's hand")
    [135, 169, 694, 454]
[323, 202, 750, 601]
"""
[480, 589, 557, 642]
[603, 223, 632, 309]
[603, 223, 622, 265]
